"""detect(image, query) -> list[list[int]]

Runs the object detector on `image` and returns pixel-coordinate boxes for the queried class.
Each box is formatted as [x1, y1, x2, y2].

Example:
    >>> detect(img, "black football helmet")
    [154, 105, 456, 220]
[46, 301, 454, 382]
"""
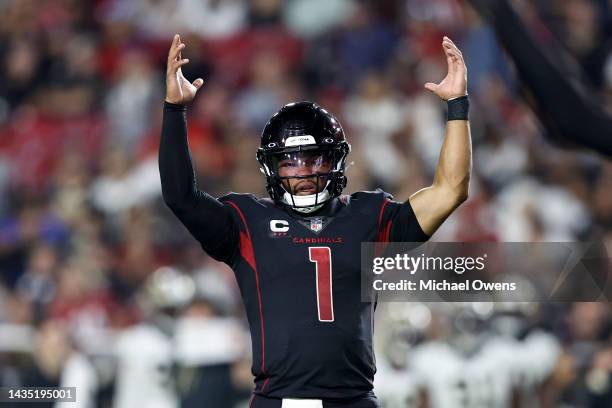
[256, 101, 350, 212]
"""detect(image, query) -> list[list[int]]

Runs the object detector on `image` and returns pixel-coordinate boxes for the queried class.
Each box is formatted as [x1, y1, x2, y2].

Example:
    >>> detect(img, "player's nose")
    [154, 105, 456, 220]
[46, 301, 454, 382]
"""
[295, 164, 313, 176]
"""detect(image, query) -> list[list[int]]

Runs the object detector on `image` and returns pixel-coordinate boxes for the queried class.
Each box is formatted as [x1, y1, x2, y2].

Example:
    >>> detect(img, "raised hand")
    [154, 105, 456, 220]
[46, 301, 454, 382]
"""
[165, 34, 204, 105]
[424, 36, 468, 101]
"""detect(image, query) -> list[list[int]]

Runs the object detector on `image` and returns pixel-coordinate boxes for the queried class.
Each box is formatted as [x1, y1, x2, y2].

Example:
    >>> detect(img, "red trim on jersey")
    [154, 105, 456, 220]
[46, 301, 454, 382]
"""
[238, 231, 257, 272]
[383, 218, 393, 242]
[261, 378, 270, 393]
[226, 201, 267, 381]
[377, 199, 393, 242]
[248, 393, 255, 408]
[377, 199, 389, 233]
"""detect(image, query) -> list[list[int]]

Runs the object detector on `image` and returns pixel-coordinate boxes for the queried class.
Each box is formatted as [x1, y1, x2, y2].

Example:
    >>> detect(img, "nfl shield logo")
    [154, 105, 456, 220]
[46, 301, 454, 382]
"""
[310, 218, 323, 232]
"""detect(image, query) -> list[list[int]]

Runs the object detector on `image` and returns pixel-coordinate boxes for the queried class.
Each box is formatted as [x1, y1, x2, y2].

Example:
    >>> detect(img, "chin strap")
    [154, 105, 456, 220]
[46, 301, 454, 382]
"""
[292, 204, 325, 214]
[282, 189, 330, 213]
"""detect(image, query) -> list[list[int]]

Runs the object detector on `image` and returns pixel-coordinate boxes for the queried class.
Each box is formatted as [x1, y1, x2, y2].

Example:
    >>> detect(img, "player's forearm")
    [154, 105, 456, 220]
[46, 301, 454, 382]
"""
[159, 102, 200, 210]
[409, 38, 470, 236]
[432, 120, 472, 204]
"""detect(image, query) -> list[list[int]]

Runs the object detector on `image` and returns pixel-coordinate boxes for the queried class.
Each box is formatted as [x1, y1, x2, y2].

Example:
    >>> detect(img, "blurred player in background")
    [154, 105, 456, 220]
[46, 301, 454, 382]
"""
[113, 266, 247, 408]
[159, 32, 471, 407]
[112, 267, 193, 408]
[374, 302, 567, 408]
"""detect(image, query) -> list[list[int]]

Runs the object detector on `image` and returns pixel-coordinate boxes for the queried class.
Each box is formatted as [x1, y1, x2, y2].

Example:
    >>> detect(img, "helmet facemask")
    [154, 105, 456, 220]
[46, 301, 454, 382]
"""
[258, 145, 349, 213]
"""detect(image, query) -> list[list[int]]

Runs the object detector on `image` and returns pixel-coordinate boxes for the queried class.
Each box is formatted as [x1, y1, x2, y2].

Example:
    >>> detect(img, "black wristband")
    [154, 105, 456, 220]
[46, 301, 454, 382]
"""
[447, 95, 469, 121]
[164, 101, 187, 112]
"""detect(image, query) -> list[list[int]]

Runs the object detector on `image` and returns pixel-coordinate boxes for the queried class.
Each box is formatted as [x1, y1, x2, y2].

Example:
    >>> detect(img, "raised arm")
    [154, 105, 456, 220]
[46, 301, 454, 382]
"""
[409, 37, 472, 236]
[159, 34, 238, 262]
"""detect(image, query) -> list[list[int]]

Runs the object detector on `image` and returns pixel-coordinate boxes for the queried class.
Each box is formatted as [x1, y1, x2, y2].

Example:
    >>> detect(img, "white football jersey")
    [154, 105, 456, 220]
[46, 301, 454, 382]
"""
[410, 339, 518, 408]
[374, 358, 419, 408]
[113, 324, 178, 408]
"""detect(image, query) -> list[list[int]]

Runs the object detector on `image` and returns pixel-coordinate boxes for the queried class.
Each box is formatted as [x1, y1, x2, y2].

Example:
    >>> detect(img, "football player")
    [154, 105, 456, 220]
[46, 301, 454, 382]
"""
[159, 33, 471, 407]
[113, 267, 195, 408]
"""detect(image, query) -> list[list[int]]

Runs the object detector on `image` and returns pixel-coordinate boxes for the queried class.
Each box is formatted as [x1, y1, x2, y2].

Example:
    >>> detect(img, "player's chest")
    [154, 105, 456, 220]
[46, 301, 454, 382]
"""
[248, 214, 376, 279]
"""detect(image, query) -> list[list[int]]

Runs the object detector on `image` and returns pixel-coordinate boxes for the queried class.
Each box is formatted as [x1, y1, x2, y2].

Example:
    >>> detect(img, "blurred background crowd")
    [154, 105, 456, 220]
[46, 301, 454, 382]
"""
[0, 0, 611, 407]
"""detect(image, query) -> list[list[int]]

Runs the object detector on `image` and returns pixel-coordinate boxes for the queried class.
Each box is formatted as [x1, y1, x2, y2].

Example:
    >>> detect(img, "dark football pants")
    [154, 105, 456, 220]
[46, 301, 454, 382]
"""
[250, 392, 381, 408]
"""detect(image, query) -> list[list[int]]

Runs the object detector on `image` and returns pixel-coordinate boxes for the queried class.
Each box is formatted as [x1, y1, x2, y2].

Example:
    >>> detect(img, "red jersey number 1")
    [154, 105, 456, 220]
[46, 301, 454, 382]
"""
[308, 247, 334, 322]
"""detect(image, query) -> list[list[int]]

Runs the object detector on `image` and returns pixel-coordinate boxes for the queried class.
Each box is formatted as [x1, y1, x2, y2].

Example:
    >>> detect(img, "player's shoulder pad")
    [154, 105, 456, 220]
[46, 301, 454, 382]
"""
[219, 192, 273, 208]
[219, 192, 255, 203]
[349, 188, 394, 202]
[346, 189, 394, 214]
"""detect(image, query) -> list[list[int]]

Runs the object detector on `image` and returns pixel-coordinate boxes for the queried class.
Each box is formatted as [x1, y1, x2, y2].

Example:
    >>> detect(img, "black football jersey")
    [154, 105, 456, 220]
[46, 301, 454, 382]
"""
[159, 105, 429, 401]
[207, 190, 428, 400]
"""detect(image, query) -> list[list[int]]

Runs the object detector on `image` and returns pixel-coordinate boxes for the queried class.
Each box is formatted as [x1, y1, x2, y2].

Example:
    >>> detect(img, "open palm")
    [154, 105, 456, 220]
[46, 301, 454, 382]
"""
[165, 34, 203, 105]
[424, 36, 468, 101]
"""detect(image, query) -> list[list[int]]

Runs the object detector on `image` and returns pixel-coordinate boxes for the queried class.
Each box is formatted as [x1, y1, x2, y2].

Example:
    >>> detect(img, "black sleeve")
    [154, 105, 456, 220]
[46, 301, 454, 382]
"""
[468, 0, 612, 157]
[387, 201, 429, 243]
[159, 102, 239, 263]
[371, 190, 429, 242]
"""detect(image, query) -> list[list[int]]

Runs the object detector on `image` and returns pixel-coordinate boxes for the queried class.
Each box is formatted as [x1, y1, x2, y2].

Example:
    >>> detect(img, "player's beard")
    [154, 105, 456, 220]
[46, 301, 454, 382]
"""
[284, 177, 326, 196]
